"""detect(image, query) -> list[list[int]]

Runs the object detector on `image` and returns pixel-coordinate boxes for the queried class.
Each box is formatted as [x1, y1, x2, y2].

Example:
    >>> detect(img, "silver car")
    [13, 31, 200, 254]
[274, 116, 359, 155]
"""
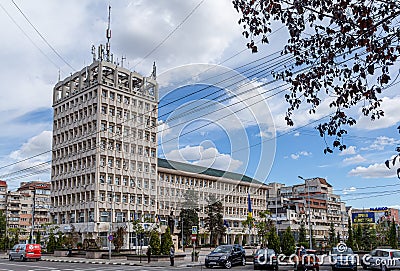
[363, 248, 400, 271]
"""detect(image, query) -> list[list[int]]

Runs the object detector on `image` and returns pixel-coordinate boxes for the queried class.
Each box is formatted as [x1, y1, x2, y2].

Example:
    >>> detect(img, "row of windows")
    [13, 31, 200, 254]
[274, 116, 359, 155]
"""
[100, 89, 156, 111]
[99, 126, 156, 143]
[54, 90, 97, 115]
[52, 192, 95, 206]
[52, 173, 95, 190]
[53, 122, 97, 145]
[99, 157, 156, 174]
[159, 173, 265, 196]
[52, 138, 96, 160]
[98, 173, 156, 188]
[52, 156, 96, 175]
[100, 104, 156, 124]
[54, 104, 97, 129]
[99, 141, 156, 157]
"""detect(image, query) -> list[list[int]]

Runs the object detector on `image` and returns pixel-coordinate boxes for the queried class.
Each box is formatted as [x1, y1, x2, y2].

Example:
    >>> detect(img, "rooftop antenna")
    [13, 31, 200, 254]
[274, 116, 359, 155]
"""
[121, 55, 126, 68]
[105, 5, 112, 62]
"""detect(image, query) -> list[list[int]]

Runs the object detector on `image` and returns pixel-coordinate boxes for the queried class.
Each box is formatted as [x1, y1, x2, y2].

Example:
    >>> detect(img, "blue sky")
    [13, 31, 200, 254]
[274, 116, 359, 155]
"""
[0, 0, 399, 209]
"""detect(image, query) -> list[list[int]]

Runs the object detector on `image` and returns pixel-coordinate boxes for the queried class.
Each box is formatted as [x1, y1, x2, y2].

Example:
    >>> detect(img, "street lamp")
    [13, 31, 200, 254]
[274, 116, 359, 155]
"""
[30, 187, 36, 244]
[298, 176, 312, 249]
[108, 187, 114, 260]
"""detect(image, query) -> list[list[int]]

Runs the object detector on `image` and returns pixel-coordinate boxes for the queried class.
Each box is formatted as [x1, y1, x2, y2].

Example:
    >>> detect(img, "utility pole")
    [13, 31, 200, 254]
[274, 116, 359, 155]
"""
[298, 176, 313, 249]
[30, 188, 36, 244]
[182, 217, 184, 252]
[108, 187, 114, 260]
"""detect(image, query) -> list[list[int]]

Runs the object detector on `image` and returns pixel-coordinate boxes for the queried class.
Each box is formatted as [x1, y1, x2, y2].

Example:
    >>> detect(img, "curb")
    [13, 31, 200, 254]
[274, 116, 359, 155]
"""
[42, 258, 141, 266]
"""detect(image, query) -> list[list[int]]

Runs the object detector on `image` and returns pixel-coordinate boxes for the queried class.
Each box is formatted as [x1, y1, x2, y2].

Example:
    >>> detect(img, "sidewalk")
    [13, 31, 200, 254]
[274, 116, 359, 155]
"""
[41, 254, 203, 267]
[1, 253, 203, 268]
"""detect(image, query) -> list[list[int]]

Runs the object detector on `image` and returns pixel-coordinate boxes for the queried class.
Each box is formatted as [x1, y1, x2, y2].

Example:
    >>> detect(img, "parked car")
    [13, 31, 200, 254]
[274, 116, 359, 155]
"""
[362, 248, 400, 271]
[9, 244, 41, 261]
[331, 246, 357, 271]
[205, 244, 246, 269]
[254, 248, 278, 270]
[294, 248, 320, 271]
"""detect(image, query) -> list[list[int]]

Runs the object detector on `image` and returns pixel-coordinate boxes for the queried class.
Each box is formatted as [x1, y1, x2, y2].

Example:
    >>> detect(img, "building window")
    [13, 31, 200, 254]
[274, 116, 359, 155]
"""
[109, 91, 115, 100]
[100, 211, 110, 222]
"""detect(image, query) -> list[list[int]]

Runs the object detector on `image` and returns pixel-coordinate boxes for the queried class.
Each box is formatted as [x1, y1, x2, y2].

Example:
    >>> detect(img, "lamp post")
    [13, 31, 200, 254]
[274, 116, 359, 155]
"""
[298, 176, 312, 249]
[108, 187, 114, 260]
[30, 187, 36, 244]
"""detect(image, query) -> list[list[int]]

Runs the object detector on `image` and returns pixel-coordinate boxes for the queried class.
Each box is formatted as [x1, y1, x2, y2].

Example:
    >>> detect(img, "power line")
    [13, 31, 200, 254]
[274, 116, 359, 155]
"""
[11, 0, 75, 71]
[0, 24, 394, 178]
[0, 46, 289, 172]
[133, 0, 205, 69]
[0, 2, 60, 71]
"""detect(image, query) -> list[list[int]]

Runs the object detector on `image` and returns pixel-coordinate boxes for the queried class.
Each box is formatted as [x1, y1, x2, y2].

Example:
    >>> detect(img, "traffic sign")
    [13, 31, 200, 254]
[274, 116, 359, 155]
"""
[191, 235, 197, 241]
[191, 226, 198, 235]
[108, 235, 114, 241]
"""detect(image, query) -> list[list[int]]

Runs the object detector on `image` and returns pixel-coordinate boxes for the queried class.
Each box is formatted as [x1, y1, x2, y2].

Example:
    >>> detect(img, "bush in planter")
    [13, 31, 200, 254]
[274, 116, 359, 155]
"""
[76, 242, 83, 250]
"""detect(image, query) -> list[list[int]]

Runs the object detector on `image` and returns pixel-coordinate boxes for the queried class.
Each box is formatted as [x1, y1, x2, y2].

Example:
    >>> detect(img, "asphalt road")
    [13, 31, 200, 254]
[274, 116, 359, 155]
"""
[0, 259, 365, 271]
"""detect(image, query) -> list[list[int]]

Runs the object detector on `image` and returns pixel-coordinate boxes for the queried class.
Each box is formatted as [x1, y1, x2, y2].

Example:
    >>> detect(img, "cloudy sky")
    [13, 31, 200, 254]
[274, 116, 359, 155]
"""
[0, 0, 399, 209]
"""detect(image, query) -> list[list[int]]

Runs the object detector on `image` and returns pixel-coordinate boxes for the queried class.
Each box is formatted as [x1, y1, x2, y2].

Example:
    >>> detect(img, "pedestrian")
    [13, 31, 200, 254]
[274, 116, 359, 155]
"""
[146, 245, 151, 263]
[169, 246, 175, 266]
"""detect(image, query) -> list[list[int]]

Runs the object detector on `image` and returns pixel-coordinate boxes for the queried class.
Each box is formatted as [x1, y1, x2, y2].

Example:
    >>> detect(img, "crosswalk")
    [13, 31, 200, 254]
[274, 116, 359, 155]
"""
[0, 264, 190, 271]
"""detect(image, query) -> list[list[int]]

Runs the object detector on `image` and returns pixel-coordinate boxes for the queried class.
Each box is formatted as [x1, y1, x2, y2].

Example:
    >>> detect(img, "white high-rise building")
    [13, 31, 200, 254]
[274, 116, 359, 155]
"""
[50, 36, 158, 247]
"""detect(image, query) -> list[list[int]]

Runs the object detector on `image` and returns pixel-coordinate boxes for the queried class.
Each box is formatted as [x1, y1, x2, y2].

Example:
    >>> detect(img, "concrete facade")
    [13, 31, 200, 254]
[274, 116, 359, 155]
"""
[50, 43, 158, 248]
[157, 158, 269, 246]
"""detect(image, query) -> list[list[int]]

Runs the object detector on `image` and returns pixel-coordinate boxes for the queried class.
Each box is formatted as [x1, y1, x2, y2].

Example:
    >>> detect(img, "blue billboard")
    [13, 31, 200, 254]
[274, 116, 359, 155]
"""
[352, 212, 375, 223]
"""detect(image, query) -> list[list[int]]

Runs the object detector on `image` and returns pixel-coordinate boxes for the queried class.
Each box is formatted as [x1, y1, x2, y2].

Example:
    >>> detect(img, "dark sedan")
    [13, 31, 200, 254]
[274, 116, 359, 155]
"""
[205, 244, 246, 269]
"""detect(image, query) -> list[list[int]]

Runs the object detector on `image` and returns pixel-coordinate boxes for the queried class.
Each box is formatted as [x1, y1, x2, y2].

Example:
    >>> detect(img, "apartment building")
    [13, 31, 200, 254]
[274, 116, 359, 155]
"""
[3, 181, 51, 243]
[157, 158, 269, 245]
[17, 182, 51, 242]
[267, 178, 348, 247]
[50, 40, 158, 247]
[0, 180, 6, 211]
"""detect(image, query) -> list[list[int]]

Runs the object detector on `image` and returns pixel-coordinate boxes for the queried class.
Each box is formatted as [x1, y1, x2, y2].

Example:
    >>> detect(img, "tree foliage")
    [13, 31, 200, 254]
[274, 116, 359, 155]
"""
[328, 223, 337, 248]
[160, 227, 173, 255]
[346, 217, 354, 249]
[298, 222, 307, 247]
[385, 126, 400, 178]
[178, 208, 199, 246]
[268, 225, 280, 253]
[112, 226, 126, 253]
[178, 189, 199, 246]
[204, 197, 226, 246]
[149, 230, 161, 255]
[281, 226, 296, 255]
[389, 219, 398, 249]
[233, 0, 400, 156]
[254, 210, 272, 247]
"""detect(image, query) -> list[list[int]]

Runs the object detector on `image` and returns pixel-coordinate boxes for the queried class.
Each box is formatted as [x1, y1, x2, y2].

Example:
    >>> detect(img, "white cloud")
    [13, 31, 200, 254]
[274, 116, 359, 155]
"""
[339, 146, 357, 156]
[9, 131, 52, 160]
[165, 145, 243, 172]
[348, 162, 399, 178]
[1, 131, 52, 190]
[293, 132, 300, 137]
[362, 136, 400, 151]
[342, 186, 357, 195]
[290, 151, 312, 160]
[356, 96, 400, 130]
[342, 154, 367, 165]
[157, 120, 171, 137]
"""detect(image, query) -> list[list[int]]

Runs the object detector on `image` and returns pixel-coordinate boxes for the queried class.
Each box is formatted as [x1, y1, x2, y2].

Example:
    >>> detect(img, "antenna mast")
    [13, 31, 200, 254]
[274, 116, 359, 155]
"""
[105, 5, 112, 62]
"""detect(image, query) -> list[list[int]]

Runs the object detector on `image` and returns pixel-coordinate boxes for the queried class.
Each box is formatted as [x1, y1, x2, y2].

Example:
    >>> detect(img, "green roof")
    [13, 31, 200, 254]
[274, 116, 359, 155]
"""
[157, 158, 264, 185]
